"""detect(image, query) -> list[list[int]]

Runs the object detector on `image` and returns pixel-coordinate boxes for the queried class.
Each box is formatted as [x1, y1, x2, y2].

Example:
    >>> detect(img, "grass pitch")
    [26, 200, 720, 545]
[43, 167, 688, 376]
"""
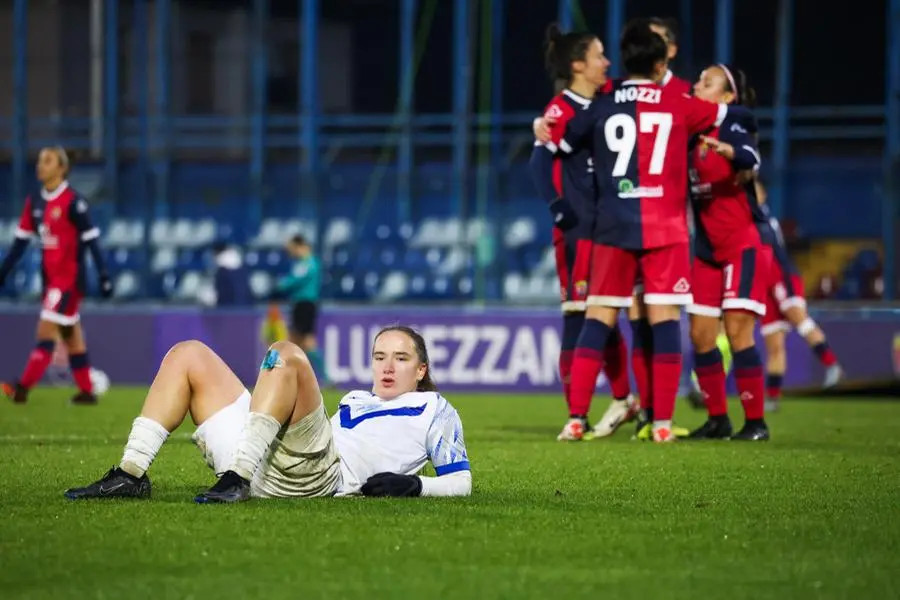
[1, 388, 898, 599]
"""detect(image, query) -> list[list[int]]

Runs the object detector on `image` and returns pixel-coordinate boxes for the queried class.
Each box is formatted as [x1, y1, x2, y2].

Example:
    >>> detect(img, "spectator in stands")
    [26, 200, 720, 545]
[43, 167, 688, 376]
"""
[276, 235, 329, 384]
[201, 242, 253, 308]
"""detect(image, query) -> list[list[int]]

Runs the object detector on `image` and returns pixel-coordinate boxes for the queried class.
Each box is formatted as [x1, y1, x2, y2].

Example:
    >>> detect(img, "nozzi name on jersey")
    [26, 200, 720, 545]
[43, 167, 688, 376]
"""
[613, 86, 662, 104]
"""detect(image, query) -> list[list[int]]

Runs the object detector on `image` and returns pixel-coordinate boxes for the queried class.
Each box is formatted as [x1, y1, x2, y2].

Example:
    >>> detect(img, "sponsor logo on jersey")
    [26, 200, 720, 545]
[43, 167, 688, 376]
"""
[618, 178, 664, 199]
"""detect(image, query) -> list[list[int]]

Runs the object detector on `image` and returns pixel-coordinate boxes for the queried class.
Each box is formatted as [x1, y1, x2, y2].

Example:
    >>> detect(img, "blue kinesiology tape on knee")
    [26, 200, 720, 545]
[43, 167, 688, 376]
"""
[260, 349, 285, 371]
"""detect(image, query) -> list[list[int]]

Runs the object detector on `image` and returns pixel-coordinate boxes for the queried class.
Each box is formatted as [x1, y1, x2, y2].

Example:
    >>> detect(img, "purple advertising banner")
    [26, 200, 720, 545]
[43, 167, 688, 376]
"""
[0, 305, 898, 393]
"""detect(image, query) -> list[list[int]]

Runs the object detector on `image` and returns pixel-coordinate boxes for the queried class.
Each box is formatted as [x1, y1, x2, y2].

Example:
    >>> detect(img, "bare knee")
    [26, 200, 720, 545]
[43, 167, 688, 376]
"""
[690, 316, 719, 352]
[164, 339, 214, 364]
[267, 341, 310, 366]
[724, 312, 756, 351]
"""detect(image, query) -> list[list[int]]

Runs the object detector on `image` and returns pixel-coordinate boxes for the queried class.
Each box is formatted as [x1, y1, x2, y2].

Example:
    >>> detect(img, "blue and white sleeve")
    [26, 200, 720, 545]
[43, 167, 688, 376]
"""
[425, 397, 470, 476]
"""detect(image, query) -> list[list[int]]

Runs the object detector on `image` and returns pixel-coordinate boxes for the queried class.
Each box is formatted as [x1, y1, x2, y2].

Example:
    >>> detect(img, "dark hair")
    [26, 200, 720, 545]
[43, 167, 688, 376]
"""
[544, 22, 598, 86]
[717, 64, 757, 108]
[647, 17, 679, 45]
[373, 325, 438, 392]
[621, 19, 669, 79]
[289, 234, 309, 247]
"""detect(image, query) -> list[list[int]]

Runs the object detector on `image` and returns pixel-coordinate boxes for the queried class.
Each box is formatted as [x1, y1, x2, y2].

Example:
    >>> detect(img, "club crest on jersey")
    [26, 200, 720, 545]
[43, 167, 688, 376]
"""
[545, 104, 564, 119]
[574, 280, 588, 298]
[50, 206, 62, 220]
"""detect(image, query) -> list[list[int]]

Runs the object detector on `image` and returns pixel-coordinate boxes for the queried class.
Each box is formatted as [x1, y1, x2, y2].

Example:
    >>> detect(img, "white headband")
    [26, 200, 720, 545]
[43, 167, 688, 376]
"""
[717, 64, 739, 103]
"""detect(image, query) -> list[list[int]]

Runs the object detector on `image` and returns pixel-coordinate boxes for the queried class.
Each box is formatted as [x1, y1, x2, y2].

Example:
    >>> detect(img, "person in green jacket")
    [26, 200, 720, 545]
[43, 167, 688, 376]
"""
[277, 235, 329, 383]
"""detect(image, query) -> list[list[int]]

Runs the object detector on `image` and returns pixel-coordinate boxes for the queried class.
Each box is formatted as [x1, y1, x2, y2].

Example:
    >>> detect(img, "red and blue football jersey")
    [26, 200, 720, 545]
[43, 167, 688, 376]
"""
[561, 80, 727, 250]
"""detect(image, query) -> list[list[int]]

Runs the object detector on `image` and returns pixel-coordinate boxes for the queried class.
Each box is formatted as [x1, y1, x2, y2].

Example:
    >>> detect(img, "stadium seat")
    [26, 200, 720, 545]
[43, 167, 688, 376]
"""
[0, 221, 13, 246]
[150, 220, 174, 248]
[249, 271, 273, 299]
[323, 218, 353, 250]
[152, 248, 177, 272]
[114, 271, 141, 299]
[378, 271, 409, 301]
[504, 217, 537, 249]
[172, 271, 205, 302]
[105, 220, 145, 248]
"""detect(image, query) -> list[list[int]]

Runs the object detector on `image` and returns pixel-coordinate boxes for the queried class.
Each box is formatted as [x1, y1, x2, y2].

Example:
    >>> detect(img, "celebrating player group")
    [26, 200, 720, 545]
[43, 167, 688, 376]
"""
[530, 17, 842, 443]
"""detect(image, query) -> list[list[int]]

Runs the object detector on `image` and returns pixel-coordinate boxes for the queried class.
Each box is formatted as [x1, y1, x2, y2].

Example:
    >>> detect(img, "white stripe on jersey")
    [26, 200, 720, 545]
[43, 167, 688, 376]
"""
[331, 390, 469, 496]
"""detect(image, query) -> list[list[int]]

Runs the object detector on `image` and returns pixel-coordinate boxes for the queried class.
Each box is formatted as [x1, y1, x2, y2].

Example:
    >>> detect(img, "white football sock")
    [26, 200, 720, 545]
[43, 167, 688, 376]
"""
[653, 420, 672, 431]
[228, 412, 282, 481]
[120, 416, 170, 478]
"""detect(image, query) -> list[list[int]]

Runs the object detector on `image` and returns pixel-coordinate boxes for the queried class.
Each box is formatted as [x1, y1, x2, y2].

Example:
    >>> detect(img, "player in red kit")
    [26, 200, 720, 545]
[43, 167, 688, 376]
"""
[754, 186, 844, 411]
[535, 20, 749, 443]
[529, 25, 635, 441]
[686, 65, 771, 441]
[0, 147, 113, 405]
[532, 20, 696, 440]
[648, 17, 693, 97]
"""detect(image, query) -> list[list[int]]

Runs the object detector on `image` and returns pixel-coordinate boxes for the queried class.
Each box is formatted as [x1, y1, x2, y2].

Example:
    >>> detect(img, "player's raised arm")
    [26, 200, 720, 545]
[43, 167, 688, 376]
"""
[69, 195, 113, 298]
[0, 197, 35, 289]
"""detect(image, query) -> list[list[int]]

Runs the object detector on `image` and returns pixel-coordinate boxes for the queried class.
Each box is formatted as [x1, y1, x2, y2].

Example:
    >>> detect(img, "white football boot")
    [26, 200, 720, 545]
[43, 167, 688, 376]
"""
[590, 395, 638, 438]
[823, 364, 844, 388]
[557, 418, 587, 441]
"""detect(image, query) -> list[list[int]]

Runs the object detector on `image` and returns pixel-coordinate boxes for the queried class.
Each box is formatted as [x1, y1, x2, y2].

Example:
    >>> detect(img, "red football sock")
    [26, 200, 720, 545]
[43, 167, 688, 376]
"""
[651, 321, 682, 422]
[19, 340, 56, 389]
[766, 373, 784, 400]
[629, 320, 653, 411]
[603, 327, 631, 400]
[69, 352, 93, 394]
[558, 350, 574, 410]
[734, 347, 765, 420]
[694, 349, 728, 417]
[812, 342, 837, 367]
[569, 320, 613, 417]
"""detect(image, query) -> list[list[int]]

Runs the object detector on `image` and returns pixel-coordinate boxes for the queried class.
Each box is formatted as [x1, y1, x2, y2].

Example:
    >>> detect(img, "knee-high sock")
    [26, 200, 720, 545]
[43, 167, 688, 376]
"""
[694, 348, 727, 417]
[559, 313, 585, 410]
[651, 320, 682, 423]
[19, 339, 56, 389]
[568, 320, 613, 418]
[603, 325, 631, 400]
[734, 347, 765, 421]
[629, 319, 653, 415]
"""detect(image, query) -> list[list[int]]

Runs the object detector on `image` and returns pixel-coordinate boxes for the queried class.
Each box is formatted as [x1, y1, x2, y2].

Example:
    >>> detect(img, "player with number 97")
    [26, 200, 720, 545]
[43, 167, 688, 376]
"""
[0, 147, 114, 405]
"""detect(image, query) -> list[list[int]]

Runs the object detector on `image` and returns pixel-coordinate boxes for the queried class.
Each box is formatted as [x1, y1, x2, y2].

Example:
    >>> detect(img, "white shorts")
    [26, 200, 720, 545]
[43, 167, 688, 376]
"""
[191, 390, 342, 498]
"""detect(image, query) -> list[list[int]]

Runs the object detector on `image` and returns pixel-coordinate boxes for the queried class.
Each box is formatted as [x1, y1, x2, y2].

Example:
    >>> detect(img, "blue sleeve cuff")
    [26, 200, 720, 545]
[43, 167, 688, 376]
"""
[434, 461, 470, 476]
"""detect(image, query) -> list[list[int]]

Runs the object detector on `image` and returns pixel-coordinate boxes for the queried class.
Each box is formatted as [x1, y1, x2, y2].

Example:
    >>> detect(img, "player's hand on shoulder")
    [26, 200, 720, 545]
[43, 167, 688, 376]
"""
[533, 116, 555, 143]
[99, 272, 114, 299]
[361, 472, 423, 498]
[548, 197, 579, 231]
[699, 136, 735, 160]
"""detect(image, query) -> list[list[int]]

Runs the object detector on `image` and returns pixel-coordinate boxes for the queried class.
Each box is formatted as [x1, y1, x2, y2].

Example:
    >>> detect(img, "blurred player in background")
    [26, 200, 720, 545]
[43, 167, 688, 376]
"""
[648, 17, 692, 96]
[529, 24, 635, 441]
[534, 20, 747, 443]
[686, 64, 770, 441]
[755, 183, 844, 411]
[65, 326, 471, 501]
[276, 234, 329, 384]
[0, 147, 113, 405]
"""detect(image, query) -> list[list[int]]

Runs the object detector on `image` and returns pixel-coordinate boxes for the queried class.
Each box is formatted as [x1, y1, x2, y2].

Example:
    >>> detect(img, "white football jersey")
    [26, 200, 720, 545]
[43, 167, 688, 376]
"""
[330, 390, 470, 496]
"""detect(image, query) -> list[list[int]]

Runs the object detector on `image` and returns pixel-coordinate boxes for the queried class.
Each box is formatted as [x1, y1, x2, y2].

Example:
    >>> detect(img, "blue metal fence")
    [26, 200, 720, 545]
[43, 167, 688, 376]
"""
[3, 0, 898, 301]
